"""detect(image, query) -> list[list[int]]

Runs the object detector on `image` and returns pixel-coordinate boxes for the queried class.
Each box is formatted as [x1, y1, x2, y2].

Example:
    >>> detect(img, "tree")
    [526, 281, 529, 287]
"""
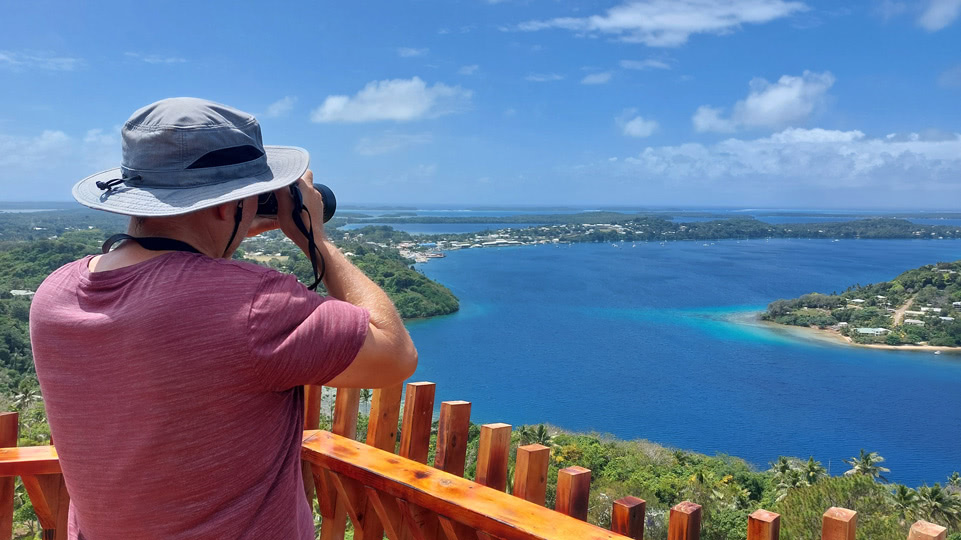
[843, 450, 890, 482]
[917, 483, 961, 528]
[890, 484, 919, 524]
[518, 424, 553, 446]
[801, 456, 827, 486]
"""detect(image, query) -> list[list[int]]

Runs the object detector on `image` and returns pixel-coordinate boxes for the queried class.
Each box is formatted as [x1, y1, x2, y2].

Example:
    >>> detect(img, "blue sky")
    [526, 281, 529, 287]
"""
[1, 0, 959, 208]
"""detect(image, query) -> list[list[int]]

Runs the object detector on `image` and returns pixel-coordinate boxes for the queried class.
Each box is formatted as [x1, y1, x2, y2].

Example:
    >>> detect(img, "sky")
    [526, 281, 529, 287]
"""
[0, 0, 960, 209]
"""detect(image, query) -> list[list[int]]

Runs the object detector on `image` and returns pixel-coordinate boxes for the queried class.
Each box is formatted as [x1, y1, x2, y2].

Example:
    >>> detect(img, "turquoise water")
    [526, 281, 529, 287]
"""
[406, 239, 961, 485]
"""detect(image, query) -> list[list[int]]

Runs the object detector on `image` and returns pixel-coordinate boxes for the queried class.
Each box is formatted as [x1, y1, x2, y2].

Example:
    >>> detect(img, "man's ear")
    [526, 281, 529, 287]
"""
[213, 202, 233, 222]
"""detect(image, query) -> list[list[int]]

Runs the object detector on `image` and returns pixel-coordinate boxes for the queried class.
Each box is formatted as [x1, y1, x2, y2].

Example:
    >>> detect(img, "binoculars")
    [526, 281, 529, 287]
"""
[257, 183, 336, 223]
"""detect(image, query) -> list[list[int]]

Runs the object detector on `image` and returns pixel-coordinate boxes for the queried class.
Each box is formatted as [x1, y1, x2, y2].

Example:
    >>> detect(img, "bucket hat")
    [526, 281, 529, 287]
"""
[73, 97, 309, 217]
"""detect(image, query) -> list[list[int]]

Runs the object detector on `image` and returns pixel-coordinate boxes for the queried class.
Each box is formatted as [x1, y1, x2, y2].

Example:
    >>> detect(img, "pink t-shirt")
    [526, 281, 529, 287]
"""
[29, 253, 369, 539]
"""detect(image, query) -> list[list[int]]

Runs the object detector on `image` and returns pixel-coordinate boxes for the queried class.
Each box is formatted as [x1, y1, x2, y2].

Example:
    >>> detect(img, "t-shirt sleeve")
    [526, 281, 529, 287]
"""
[246, 271, 370, 391]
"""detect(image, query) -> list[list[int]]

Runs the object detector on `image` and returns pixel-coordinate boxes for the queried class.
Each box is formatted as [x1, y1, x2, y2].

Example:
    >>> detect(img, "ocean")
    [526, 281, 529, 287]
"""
[405, 238, 961, 486]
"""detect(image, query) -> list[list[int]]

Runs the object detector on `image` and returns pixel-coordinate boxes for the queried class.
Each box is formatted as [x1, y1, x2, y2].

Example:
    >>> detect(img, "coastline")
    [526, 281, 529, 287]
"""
[758, 317, 961, 353]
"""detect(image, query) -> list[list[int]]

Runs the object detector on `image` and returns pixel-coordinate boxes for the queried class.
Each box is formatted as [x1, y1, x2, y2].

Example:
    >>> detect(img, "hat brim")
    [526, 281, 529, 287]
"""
[72, 146, 309, 217]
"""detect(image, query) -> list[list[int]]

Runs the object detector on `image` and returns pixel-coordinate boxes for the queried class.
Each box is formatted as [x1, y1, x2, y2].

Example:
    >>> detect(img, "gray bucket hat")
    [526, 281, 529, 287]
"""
[73, 97, 309, 217]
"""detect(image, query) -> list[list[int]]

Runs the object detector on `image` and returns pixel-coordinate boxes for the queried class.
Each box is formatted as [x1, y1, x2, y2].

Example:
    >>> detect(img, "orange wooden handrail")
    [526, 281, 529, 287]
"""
[302, 430, 631, 540]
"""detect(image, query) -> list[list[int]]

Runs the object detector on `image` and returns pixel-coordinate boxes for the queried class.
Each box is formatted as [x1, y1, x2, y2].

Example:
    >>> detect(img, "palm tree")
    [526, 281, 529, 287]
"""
[949, 472, 961, 489]
[517, 424, 552, 446]
[917, 483, 961, 528]
[890, 484, 919, 524]
[801, 456, 827, 485]
[843, 449, 890, 482]
[12, 385, 41, 411]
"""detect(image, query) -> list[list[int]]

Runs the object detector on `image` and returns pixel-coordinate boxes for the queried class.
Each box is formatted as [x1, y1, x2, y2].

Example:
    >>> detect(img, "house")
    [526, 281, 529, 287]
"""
[904, 310, 925, 317]
[940, 316, 955, 322]
[904, 319, 925, 326]
[856, 327, 888, 336]
[837, 322, 849, 327]
[9, 290, 34, 297]
[953, 301, 961, 308]
[920, 307, 942, 313]
[851, 299, 865, 303]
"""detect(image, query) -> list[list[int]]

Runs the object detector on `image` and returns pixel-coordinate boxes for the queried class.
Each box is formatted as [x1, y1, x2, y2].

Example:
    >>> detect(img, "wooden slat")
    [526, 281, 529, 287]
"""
[512, 444, 550, 505]
[611, 496, 645, 540]
[821, 507, 857, 540]
[360, 384, 405, 540]
[475, 423, 511, 491]
[748, 509, 780, 540]
[366, 487, 404, 540]
[668, 501, 702, 540]
[320, 388, 362, 540]
[303, 384, 324, 507]
[434, 401, 472, 476]
[303, 431, 631, 540]
[0, 446, 60, 477]
[0, 412, 18, 539]
[437, 514, 478, 540]
[555, 466, 591, 521]
[908, 520, 947, 540]
[327, 472, 367, 538]
[367, 384, 404, 451]
[22, 473, 69, 538]
[399, 382, 435, 464]
[396, 499, 429, 540]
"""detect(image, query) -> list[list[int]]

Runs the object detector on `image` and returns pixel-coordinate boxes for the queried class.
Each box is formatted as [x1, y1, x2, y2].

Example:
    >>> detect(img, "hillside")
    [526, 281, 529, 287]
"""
[763, 261, 961, 346]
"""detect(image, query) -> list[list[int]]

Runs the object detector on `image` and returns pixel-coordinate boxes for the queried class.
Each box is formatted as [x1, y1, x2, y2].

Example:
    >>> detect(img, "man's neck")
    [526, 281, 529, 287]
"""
[130, 217, 225, 259]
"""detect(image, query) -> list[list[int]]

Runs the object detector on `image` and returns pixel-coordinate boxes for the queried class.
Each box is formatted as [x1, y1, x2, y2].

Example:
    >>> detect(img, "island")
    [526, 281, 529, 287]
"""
[762, 261, 961, 349]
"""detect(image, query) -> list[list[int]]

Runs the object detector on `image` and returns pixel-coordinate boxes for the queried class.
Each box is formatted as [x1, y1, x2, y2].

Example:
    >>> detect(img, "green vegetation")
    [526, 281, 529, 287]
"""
[763, 261, 961, 346]
[320, 413, 959, 540]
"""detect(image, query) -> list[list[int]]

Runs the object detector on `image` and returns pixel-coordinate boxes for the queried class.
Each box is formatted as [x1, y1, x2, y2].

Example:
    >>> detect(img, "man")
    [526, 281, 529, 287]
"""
[29, 97, 417, 539]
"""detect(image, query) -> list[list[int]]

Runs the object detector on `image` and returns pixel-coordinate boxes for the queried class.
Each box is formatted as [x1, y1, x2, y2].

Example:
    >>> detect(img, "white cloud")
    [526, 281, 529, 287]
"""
[874, 0, 907, 20]
[311, 77, 472, 123]
[398, 47, 429, 58]
[622, 116, 659, 137]
[354, 132, 433, 156]
[620, 59, 671, 70]
[459, 64, 480, 75]
[692, 106, 737, 133]
[124, 52, 187, 64]
[918, 0, 961, 30]
[525, 73, 564, 82]
[0, 50, 83, 71]
[0, 127, 120, 198]
[263, 96, 297, 118]
[939, 63, 961, 88]
[517, 0, 807, 47]
[581, 72, 613, 85]
[618, 128, 961, 190]
[693, 70, 834, 132]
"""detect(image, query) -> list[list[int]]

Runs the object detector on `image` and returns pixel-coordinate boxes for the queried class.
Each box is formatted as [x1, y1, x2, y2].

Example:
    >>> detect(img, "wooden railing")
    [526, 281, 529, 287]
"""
[0, 383, 951, 540]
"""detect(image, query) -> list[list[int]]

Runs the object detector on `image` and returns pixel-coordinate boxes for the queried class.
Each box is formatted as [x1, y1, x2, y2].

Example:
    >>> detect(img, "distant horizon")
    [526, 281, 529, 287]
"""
[2, 199, 961, 214]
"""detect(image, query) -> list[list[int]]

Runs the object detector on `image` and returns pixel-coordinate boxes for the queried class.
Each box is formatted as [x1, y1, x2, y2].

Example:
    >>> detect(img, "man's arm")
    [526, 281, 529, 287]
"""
[275, 173, 417, 388]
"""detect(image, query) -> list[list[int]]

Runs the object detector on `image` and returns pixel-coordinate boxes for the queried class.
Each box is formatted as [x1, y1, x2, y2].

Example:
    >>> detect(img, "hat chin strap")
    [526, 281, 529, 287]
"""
[222, 200, 244, 259]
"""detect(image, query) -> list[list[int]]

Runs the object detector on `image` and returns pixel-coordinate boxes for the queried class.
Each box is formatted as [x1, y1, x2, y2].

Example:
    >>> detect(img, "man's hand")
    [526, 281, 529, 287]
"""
[246, 216, 279, 238]
[275, 170, 326, 252]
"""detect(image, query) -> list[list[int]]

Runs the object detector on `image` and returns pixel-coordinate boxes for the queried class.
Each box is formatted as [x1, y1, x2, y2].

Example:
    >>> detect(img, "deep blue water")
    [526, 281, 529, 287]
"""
[405, 239, 961, 485]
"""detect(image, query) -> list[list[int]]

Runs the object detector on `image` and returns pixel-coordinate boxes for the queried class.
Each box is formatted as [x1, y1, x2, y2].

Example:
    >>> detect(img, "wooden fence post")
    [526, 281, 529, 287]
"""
[366, 384, 404, 452]
[0, 412, 18, 539]
[822, 507, 857, 540]
[555, 466, 591, 520]
[319, 388, 361, 540]
[748, 509, 780, 540]
[302, 385, 323, 505]
[398, 382, 435, 464]
[611, 496, 645, 540]
[475, 423, 511, 491]
[433, 401, 471, 476]
[358, 383, 404, 540]
[908, 520, 947, 540]
[668, 501, 702, 540]
[512, 444, 550, 505]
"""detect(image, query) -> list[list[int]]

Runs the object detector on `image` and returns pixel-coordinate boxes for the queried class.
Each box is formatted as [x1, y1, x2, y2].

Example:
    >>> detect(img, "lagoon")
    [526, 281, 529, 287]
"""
[406, 238, 961, 486]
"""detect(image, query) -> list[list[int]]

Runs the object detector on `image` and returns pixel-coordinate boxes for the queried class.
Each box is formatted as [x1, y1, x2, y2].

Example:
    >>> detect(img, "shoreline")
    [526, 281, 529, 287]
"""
[758, 317, 961, 353]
